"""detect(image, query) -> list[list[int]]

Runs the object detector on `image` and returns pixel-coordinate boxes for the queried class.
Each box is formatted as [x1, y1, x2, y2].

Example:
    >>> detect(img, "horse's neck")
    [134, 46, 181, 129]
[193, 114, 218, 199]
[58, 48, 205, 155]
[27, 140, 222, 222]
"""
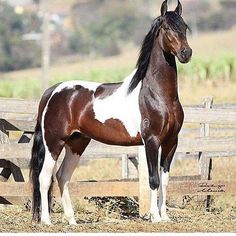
[143, 37, 179, 101]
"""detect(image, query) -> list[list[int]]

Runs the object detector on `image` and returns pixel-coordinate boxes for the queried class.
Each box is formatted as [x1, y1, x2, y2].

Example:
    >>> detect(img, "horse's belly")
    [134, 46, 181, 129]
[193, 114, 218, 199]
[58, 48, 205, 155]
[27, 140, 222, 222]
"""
[79, 116, 142, 146]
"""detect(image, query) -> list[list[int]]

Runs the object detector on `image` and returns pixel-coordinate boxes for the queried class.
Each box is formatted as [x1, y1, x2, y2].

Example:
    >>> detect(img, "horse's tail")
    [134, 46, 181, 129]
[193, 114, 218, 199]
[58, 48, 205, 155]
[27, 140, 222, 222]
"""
[29, 120, 53, 222]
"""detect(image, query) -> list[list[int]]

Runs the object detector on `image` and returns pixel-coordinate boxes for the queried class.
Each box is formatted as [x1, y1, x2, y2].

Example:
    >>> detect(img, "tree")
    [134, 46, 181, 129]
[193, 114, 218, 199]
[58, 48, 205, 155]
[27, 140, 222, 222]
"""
[0, 2, 41, 71]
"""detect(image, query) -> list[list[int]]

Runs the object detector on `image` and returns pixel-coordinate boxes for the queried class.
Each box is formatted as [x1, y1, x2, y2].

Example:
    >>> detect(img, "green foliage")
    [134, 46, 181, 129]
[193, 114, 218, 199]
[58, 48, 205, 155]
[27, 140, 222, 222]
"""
[69, 0, 151, 56]
[178, 53, 236, 82]
[0, 2, 41, 72]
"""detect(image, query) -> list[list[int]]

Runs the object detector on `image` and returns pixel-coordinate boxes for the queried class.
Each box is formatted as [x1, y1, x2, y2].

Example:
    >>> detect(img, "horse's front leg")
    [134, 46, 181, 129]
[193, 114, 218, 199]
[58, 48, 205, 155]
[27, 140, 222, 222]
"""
[143, 135, 161, 223]
[159, 137, 178, 221]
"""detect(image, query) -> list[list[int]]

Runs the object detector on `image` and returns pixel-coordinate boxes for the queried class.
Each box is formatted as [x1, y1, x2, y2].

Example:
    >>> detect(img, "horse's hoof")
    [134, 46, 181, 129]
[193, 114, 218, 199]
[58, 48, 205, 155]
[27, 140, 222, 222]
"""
[150, 213, 162, 223]
[41, 220, 52, 225]
[161, 215, 171, 222]
[63, 215, 77, 225]
[68, 219, 77, 226]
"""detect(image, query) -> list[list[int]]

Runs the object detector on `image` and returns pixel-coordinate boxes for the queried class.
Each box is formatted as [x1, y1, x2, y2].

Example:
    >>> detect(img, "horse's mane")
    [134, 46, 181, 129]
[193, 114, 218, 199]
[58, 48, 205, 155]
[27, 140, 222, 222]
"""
[127, 12, 189, 94]
[127, 17, 162, 94]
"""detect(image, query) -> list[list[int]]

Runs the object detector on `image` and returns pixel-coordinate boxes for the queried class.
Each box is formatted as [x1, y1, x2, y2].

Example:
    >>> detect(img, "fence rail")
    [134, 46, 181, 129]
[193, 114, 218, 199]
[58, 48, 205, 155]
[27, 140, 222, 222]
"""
[0, 97, 236, 216]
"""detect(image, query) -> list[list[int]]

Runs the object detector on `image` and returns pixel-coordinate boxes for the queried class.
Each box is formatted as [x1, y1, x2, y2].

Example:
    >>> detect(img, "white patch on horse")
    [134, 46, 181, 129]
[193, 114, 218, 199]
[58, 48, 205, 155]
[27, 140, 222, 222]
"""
[38, 146, 55, 225]
[150, 189, 161, 222]
[93, 70, 141, 137]
[54, 80, 100, 95]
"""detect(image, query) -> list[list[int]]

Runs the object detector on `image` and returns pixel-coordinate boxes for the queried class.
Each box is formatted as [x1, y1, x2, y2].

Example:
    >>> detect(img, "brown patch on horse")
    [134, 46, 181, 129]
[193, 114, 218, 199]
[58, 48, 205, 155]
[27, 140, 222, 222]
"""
[94, 83, 122, 99]
[78, 113, 142, 146]
[65, 133, 91, 155]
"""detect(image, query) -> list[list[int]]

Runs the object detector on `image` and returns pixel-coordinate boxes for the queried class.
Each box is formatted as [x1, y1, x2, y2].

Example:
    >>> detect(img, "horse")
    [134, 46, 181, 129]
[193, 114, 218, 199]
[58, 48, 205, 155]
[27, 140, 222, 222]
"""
[30, 0, 192, 225]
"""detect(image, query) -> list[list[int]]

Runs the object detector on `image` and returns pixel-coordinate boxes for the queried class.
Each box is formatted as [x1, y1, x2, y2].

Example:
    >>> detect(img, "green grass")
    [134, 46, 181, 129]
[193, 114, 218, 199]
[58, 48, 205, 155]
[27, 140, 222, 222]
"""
[0, 53, 236, 102]
[0, 65, 133, 99]
[178, 53, 236, 82]
[53, 65, 133, 84]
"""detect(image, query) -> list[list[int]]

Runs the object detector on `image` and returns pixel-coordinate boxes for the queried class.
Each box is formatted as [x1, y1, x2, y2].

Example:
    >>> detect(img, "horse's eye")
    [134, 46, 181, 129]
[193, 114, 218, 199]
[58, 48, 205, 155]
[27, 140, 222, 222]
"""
[164, 26, 170, 31]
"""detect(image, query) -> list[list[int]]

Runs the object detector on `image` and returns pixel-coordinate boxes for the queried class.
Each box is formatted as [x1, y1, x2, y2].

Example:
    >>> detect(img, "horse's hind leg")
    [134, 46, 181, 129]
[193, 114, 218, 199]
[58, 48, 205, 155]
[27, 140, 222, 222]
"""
[159, 137, 178, 221]
[56, 135, 90, 225]
[39, 143, 63, 225]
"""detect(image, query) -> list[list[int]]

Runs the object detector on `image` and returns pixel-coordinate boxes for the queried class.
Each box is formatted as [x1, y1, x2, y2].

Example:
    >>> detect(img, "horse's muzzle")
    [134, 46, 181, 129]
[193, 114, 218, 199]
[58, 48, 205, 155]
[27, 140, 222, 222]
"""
[178, 47, 192, 63]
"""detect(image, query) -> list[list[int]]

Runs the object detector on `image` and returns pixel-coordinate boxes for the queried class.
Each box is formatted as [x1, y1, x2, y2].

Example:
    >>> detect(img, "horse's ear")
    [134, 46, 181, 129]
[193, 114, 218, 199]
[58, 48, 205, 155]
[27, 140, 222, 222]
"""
[161, 0, 168, 17]
[175, 0, 182, 16]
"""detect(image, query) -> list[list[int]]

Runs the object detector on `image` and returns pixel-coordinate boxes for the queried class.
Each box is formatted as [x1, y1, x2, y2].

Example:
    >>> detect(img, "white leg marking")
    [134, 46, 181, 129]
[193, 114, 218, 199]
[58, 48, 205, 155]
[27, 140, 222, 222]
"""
[159, 167, 170, 221]
[56, 146, 80, 225]
[150, 189, 161, 223]
[39, 148, 56, 225]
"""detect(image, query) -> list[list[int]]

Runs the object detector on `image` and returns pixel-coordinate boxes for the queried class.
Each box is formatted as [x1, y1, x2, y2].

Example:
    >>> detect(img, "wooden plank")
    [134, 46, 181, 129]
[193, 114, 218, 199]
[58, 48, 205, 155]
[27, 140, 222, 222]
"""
[0, 142, 139, 160]
[10, 163, 25, 182]
[177, 137, 236, 153]
[69, 180, 138, 197]
[0, 119, 35, 132]
[169, 175, 201, 181]
[83, 141, 138, 157]
[2, 137, 236, 159]
[0, 98, 38, 114]
[0, 196, 30, 206]
[184, 107, 236, 124]
[167, 180, 236, 196]
[175, 151, 236, 160]
[0, 180, 139, 197]
[0, 180, 235, 199]
[0, 137, 235, 169]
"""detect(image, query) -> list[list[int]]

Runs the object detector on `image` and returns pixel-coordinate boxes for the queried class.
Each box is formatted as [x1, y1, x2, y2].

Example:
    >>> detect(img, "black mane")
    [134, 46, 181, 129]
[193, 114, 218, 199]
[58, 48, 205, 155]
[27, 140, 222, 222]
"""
[127, 12, 189, 94]
[127, 17, 162, 94]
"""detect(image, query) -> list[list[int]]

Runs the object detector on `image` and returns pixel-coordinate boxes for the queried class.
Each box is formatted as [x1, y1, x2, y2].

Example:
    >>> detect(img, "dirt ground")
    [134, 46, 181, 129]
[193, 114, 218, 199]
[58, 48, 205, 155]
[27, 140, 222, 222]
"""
[0, 197, 235, 233]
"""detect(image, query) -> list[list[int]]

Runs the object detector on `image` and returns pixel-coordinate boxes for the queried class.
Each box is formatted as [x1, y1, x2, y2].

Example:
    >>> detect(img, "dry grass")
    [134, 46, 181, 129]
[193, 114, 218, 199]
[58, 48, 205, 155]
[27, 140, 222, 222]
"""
[0, 201, 235, 233]
[179, 80, 236, 105]
[189, 29, 236, 57]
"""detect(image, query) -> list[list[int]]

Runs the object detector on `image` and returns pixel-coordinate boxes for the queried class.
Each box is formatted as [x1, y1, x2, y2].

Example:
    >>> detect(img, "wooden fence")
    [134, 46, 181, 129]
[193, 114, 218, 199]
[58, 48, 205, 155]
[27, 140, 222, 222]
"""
[0, 97, 236, 216]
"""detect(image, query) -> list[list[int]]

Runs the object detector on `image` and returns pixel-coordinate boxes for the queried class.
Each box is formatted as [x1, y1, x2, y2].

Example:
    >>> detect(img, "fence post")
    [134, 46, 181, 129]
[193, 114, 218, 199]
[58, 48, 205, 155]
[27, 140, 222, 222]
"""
[198, 96, 213, 209]
[138, 146, 150, 217]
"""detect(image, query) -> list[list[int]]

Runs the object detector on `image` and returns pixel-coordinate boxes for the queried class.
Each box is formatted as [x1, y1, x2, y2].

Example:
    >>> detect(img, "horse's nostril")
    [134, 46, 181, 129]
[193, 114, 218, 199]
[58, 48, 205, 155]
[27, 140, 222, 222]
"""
[181, 48, 187, 55]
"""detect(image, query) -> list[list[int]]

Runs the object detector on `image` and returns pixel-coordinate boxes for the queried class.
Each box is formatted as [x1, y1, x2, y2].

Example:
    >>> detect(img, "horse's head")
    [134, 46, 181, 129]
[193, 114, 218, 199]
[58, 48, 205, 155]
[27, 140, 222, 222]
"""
[158, 0, 192, 63]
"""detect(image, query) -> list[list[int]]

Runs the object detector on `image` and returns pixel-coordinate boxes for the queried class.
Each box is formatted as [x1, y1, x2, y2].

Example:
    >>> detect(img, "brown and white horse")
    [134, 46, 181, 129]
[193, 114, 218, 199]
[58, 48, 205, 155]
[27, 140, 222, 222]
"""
[30, 0, 192, 225]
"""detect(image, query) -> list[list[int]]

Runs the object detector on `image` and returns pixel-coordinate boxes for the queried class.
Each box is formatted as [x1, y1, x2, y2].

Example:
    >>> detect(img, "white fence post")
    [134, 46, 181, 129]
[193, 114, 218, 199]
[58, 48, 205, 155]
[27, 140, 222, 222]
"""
[138, 145, 150, 217]
[199, 96, 214, 208]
